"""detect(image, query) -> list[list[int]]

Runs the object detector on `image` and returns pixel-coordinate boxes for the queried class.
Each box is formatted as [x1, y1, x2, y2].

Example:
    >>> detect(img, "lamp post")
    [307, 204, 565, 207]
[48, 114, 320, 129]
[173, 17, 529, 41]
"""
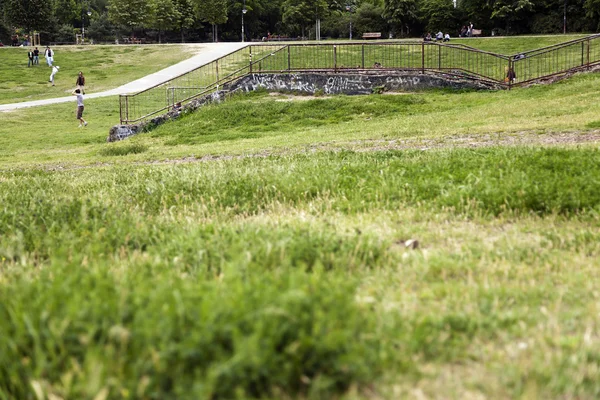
[81, 2, 92, 42]
[563, 0, 567, 34]
[242, 0, 247, 42]
[345, 5, 353, 40]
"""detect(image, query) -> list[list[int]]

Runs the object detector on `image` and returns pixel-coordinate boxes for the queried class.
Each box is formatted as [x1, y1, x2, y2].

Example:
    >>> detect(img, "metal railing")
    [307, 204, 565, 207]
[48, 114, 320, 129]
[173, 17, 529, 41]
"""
[119, 35, 600, 124]
[511, 34, 600, 84]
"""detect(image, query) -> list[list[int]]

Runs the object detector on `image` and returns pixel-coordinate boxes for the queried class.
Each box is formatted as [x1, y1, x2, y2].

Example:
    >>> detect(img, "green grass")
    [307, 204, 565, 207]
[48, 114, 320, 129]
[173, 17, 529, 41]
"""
[0, 45, 197, 104]
[2, 35, 600, 399]
[1, 149, 600, 399]
[2, 70, 599, 168]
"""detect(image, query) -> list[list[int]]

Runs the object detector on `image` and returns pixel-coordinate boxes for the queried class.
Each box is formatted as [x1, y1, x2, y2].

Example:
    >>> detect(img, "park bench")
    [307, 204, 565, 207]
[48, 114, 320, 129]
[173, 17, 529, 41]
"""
[121, 37, 144, 44]
[362, 32, 382, 39]
[472, 29, 482, 37]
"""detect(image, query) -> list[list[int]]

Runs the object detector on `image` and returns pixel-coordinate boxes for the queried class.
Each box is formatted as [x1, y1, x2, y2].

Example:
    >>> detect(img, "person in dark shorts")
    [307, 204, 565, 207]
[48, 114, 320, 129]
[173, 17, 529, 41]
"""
[76, 71, 86, 94]
[72, 89, 88, 128]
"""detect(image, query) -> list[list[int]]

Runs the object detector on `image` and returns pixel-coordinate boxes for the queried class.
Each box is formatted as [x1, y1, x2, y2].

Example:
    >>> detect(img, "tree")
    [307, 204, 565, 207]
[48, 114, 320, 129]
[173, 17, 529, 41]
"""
[488, 0, 535, 33]
[384, 0, 419, 36]
[282, 0, 329, 38]
[4, 0, 53, 33]
[353, 2, 387, 38]
[107, 0, 156, 33]
[173, 0, 196, 42]
[87, 11, 117, 41]
[153, 0, 179, 42]
[53, 0, 79, 26]
[584, 0, 600, 29]
[420, 0, 460, 34]
[196, 0, 228, 41]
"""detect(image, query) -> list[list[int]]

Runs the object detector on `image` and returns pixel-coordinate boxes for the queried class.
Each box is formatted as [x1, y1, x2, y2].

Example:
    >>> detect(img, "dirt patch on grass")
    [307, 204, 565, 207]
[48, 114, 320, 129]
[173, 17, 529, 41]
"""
[327, 131, 600, 152]
[12, 130, 600, 172]
[268, 93, 325, 102]
[145, 130, 600, 166]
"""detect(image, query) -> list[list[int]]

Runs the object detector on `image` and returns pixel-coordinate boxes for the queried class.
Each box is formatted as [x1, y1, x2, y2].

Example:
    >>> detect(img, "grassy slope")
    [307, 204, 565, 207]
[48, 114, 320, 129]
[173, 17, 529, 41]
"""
[1, 71, 599, 167]
[0, 45, 197, 104]
[449, 34, 589, 54]
[1, 36, 600, 399]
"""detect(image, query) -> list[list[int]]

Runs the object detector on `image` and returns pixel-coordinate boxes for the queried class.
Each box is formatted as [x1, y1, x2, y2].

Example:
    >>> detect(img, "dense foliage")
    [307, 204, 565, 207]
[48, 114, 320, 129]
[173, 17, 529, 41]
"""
[0, 0, 598, 45]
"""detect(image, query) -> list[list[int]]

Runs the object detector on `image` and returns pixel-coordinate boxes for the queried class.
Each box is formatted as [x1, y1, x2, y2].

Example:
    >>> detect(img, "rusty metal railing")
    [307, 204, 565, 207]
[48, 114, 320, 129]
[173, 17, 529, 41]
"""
[119, 44, 285, 124]
[510, 34, 600, 84]
[119, 35, 600, 124]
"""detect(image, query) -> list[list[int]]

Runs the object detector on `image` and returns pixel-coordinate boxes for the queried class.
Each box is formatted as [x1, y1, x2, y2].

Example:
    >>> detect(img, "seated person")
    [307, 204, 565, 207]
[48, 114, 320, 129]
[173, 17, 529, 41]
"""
[424, 33, 432, 41]
[436, 31, 443, 41]
[506, 67, 516, 83]
[444, 33, 450, 42]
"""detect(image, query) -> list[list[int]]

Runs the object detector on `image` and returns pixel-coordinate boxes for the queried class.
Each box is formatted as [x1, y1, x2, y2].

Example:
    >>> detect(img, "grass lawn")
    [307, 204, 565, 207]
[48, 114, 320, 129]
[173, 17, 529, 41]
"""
[449, 34, 590, 54]
[1, 70, 599, 167]
[0, 44, 199, 104]
[1, 35, 600, 399]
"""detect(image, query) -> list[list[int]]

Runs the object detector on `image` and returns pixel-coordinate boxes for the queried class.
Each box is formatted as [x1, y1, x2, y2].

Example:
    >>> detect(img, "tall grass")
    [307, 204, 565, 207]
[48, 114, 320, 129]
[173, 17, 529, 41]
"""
[1, 148, 600, 398]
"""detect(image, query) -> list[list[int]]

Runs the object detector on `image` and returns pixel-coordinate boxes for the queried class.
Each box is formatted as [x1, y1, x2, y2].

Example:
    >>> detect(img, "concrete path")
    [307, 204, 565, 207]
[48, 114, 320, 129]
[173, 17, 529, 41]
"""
[0, 42, 247, 112]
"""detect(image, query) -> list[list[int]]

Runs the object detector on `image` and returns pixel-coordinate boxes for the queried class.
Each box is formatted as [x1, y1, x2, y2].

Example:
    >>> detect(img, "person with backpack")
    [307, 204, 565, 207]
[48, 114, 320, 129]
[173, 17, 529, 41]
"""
[27, 48, 34, 67]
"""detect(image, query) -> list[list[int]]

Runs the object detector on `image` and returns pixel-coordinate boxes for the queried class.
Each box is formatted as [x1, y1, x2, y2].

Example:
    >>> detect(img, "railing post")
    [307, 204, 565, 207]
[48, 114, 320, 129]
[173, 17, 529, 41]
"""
[334, 45, 337, 72]
[438, 44, 441, 70]
[249, 46, 253, 73]
[587, 38, 591, 69]
[508, 59, 513, 90]
[119, 95, 123, 124]
[216, 59, 219, 82]
[288, 45, 291, 71]
[361, 44, 365, 68]
[582, 41, 585, 67]
[421, 42, 425, 74]
[125, 95, 129, 124]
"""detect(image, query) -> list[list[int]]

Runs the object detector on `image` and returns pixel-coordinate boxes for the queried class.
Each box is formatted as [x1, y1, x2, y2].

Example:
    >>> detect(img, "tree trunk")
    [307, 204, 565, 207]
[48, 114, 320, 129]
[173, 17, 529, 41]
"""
[181, 27, 185, 43]
[158, 28, 162, 44]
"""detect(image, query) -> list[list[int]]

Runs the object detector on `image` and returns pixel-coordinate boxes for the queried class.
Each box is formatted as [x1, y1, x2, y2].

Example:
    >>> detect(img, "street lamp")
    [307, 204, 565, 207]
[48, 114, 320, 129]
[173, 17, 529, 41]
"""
[81, 2, 92, 42]
[345, 5, 353, 40]
[242, 0, 247, 42]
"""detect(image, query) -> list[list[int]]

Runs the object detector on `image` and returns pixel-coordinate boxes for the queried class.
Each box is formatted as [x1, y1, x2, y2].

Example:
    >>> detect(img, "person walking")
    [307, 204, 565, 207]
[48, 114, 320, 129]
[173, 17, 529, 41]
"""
[49, 65, 60, 86]
[44, 46, 54, 66]
[72, 88, 88, 128]
[27, 48, 34, 67]
[76, 71, 86, 94]
[33, 47, 39, 65]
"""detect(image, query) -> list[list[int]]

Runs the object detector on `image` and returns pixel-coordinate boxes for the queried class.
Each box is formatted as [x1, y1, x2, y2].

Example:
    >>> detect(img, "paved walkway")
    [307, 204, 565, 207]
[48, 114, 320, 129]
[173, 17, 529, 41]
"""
[0, 42, 247, 112]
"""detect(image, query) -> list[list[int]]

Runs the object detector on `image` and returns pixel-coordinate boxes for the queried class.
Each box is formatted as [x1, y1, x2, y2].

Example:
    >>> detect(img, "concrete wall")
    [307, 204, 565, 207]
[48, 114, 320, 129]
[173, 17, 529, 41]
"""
[232, 72, 501, 94]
